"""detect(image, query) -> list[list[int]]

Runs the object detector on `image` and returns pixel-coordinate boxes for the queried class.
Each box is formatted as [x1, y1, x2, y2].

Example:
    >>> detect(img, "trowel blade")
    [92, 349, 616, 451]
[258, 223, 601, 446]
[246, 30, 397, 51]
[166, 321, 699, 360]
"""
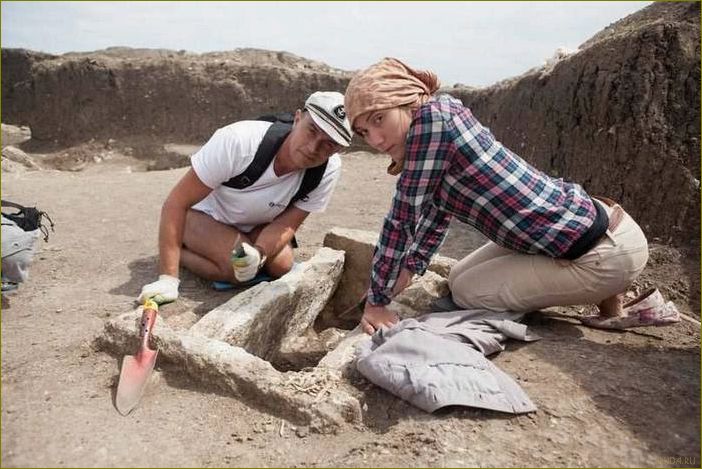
[115, 348, 158, 416]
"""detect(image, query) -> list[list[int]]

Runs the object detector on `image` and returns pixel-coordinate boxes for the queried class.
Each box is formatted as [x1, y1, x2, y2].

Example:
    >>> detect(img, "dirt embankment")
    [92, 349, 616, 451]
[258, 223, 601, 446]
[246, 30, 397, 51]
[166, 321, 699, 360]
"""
[1, 3, 699, 246]
[1, 47, 353, 145]
[449, 2, 700, 246]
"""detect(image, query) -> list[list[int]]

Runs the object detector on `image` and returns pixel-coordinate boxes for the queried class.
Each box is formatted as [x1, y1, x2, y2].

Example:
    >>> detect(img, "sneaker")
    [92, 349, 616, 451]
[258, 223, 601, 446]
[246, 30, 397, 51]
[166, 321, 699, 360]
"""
[622, 288, 665, 315]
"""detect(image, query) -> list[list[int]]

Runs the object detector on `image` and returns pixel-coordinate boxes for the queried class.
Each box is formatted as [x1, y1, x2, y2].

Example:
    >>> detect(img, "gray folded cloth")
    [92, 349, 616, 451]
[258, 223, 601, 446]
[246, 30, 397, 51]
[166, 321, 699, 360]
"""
[356, 309, 540, 414]
[2, 215, 40, 284]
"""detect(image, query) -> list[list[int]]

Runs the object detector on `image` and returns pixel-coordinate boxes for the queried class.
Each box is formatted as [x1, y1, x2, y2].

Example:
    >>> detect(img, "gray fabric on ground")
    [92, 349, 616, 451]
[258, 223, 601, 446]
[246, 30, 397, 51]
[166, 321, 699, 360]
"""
[355, 309, 540, 414]
[2, 215, 40, 283]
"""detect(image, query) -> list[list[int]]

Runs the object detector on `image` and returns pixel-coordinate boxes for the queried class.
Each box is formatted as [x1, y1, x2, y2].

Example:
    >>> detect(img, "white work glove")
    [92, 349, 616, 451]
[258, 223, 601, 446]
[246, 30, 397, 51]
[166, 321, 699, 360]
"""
[138, 274, 180, 304]
[231, 242, 266, 283]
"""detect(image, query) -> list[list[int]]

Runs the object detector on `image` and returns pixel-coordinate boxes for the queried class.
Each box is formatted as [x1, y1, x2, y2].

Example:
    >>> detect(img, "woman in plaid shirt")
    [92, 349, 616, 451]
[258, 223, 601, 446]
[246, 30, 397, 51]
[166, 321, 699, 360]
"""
[344, 58, 677, 335]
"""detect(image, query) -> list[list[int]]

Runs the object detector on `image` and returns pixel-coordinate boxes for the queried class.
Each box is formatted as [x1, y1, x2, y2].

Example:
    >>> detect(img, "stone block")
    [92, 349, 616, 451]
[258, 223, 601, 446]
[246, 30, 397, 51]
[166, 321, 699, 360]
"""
[2, 145, 39, 169]
[427, 254, 458, 279]
[1, 124, 31, 148]
[322, 227, 377, 323]
[189, 247, 344, 362]
[317, 326, 370, 378]
[276, 327, 348, 371]
[322, 227, 455, 326]
[393, 270, 450, 313]
[98, 308, 361, 433]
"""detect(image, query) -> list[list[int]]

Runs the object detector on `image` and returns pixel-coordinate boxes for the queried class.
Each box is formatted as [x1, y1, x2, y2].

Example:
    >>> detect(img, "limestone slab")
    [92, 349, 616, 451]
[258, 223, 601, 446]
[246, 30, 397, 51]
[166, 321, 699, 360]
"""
[99, 308, 361, 433]
[323, 227, 456, 326]
[189, 247, 344, 362]
[2, 145, 39, 169]
[323, 227, 457, 327]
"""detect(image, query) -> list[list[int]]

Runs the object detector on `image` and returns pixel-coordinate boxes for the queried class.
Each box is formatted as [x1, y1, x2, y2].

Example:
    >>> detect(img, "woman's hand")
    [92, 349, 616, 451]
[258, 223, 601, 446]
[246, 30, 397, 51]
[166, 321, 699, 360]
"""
[391, 267, 414, 296]
[360, 303, 400, 335]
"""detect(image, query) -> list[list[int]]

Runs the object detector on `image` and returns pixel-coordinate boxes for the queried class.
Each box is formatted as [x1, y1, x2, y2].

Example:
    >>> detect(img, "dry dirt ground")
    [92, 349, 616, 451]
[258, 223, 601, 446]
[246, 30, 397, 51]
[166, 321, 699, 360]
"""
[1, 145, 700, 468]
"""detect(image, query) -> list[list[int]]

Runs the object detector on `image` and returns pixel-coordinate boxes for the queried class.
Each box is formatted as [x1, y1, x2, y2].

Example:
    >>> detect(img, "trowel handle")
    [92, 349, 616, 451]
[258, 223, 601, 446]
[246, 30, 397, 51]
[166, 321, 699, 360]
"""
[139, 305, 158, 349]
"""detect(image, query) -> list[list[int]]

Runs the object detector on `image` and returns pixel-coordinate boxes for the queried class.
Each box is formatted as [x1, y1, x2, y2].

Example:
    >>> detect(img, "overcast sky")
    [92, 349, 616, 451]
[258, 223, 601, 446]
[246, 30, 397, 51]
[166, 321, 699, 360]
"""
[3, 1, 651, 87]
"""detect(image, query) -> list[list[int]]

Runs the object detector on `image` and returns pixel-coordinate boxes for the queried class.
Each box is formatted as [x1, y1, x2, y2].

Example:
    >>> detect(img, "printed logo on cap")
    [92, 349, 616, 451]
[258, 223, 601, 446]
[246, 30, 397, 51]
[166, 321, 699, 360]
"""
[332, 105, 346, 120]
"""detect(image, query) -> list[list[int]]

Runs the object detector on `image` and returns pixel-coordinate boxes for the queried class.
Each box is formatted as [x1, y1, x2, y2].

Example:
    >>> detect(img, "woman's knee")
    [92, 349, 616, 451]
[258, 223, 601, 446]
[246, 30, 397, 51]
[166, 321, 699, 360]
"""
[448, 250, 481, 285]
[451, 284, 508, 311]
[447, 264, 460, 286]
[449, 268, 504, 310]
[449, 252, 557, 312]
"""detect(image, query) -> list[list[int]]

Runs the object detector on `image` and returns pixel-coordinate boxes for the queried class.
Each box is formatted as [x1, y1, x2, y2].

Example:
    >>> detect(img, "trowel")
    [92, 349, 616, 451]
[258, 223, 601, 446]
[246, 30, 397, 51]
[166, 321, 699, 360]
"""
[115, 299, 159, 415]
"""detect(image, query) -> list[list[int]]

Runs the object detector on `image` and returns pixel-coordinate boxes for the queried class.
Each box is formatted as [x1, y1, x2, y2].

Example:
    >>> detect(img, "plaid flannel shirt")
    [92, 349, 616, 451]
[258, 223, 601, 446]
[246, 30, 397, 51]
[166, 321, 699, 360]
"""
[367, 94, 597, 306]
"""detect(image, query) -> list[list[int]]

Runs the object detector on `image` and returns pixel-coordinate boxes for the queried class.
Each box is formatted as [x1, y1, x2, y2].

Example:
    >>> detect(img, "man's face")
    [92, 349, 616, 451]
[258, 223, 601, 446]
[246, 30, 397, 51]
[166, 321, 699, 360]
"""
[287, 111, 342, 168]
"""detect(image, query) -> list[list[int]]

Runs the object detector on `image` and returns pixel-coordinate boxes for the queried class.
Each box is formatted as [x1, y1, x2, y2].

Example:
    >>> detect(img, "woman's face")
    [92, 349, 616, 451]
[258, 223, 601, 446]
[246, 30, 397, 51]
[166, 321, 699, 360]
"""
[353, 107, 413, 163]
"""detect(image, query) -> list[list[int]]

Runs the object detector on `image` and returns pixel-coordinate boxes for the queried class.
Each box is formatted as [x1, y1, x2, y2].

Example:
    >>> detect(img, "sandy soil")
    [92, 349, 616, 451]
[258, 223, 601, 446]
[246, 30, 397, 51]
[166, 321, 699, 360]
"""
[1, 149, 700, 467]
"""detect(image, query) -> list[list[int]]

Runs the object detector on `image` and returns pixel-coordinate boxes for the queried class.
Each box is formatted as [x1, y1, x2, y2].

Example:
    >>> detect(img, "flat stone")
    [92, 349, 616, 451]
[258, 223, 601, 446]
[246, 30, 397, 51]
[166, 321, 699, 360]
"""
[2, 146, 40, 169]
[98, 308, 361, 433]
[317, 326, 370, 378]
[426, 254, 458, 279]
[276, 326, 348, 370]
[189, 247, 344, 362]
[1, 123, 31, 148]
[2, 157, 28, 174]
[322, 228, 378, 326]
[393, 270, 449, 313]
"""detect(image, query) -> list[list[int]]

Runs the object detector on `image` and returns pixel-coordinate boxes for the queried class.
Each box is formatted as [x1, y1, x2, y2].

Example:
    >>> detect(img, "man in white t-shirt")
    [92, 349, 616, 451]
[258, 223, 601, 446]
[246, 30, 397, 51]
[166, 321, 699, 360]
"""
[138, 91, 352, 304]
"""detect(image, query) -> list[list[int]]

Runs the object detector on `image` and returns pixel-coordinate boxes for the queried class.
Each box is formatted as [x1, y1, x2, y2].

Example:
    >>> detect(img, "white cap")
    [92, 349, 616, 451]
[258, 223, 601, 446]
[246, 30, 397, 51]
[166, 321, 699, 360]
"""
[304, 91, 353, 147]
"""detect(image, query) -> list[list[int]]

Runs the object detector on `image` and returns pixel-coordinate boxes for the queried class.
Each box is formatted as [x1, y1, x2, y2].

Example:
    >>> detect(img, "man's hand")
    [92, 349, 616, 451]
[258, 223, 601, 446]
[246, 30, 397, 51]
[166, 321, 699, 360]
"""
[360, 303, 400, 335]
[138, 274, 180, 304]
[232, 242, 266, 282]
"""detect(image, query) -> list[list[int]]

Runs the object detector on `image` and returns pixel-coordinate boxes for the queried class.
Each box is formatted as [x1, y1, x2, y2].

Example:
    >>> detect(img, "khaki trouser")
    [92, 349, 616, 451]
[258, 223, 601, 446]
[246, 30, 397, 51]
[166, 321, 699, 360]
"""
[448, 200, 649, 312]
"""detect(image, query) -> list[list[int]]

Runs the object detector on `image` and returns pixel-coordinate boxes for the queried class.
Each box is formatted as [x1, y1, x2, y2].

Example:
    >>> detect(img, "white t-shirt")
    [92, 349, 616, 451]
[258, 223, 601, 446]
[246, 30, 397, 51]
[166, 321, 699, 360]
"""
[191, 120, 341, 233]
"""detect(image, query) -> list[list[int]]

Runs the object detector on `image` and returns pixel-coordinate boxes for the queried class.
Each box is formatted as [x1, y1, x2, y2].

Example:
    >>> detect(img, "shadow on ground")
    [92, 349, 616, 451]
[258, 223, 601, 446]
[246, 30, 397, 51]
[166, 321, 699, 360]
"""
[356, 310, 699, 464]
[526, 314, 700, 459]
[110, 255, 246, 319]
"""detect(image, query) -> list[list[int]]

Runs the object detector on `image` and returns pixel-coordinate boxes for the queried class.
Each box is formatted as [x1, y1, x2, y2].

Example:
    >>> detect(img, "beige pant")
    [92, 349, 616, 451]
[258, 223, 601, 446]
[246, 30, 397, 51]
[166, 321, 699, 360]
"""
[448, 201, 649, 312]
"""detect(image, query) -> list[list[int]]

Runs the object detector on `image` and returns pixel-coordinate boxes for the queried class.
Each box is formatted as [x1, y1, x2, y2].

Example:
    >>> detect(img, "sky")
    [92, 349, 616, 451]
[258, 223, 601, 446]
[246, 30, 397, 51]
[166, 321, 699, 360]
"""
[2, 1, 652, 87]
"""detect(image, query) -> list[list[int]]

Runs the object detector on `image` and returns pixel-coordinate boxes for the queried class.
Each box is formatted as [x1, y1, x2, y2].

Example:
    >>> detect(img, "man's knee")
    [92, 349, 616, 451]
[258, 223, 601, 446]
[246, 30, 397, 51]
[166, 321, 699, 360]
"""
[265, 245, 294, 278]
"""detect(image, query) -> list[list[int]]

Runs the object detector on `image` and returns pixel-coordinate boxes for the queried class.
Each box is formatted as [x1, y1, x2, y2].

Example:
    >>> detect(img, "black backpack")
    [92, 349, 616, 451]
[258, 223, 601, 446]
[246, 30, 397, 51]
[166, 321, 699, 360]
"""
[1, 200, 54, 242]
[221, 113, 328, 204]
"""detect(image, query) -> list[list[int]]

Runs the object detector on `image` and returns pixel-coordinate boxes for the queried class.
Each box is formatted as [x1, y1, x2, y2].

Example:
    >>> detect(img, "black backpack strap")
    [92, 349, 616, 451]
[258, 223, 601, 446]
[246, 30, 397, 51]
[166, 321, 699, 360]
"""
[222, 121, 292, 189]
[1, 199, 55, 241]
[290, 161, 328, 204]
[255, 112, 295, 124]
[1, 200, 26, 212]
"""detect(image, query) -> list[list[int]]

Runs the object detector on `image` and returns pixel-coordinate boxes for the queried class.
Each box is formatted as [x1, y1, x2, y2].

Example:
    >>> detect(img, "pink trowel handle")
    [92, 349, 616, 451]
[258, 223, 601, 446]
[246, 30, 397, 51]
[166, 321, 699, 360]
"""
[138, 306, 158, 352]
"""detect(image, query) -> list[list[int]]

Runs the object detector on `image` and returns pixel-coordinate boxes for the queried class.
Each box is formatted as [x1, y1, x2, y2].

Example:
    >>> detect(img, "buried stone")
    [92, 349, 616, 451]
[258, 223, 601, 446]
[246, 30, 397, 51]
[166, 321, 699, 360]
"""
[98, 310, 362, 432]
[189, 247, 345, 369]
[320, 227, 455, 328]
[99, 228, 459, 430]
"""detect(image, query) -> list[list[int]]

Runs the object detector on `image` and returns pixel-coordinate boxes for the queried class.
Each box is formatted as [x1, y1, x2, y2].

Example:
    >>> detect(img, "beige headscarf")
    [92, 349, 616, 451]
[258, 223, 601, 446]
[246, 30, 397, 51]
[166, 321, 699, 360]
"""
[344, 58, 440, 174]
